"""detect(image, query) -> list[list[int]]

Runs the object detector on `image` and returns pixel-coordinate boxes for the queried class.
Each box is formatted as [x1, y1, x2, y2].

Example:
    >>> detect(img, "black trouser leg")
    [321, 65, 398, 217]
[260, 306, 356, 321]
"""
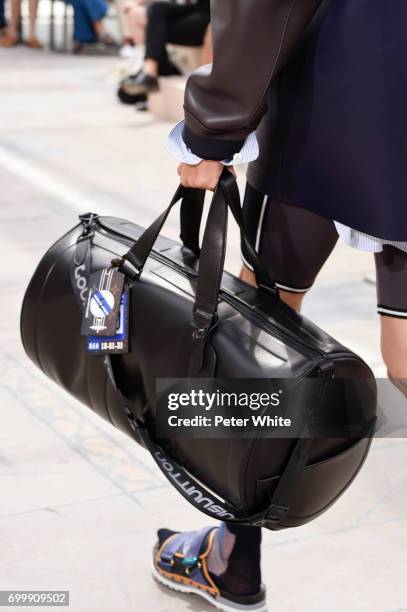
[145, 2, 210, 72]
[167, 10, 210, 46]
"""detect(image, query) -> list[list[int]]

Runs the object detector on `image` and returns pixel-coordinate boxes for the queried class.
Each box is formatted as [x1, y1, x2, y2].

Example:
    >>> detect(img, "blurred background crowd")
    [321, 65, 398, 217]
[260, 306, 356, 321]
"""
[0, 0, 211, 113]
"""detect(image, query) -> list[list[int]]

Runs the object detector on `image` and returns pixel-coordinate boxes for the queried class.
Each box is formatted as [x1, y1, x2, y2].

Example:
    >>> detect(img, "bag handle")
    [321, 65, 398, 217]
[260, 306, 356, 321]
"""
[122, 182, 186, 275]
[179, 188, 205, 255]
[179, 181, 264, 281]
[190, 171, 277, 344]
[122, 168, 276, 293]
[211, 171, 275, 291]
[121, 169, 276, 375]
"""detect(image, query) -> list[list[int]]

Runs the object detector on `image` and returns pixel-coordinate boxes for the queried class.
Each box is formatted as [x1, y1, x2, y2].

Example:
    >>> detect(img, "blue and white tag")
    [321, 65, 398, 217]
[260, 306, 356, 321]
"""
[87, 288, 129, 354]
[81, 267, 125, 337]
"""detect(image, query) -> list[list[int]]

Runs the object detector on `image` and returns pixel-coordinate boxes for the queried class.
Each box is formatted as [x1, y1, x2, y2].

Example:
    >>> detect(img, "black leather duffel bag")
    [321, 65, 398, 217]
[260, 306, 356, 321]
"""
[20, 171, 377, 530]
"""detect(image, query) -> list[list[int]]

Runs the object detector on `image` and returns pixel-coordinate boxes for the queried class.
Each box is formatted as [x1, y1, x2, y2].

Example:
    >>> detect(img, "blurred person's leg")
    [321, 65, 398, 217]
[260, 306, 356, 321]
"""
[0, 0, 7, 31]
[117, 0, 135, 43]
[166, 8, 210, 48]
[125, 2, 209, 94]
[376, 247, 407, 395]
[70, 0, 99, 44]
[26, 0, 42, 48]
[0, 0, 20, 46]
[117, 0, 146, 46]
[143, 2, 191, 78]
[160, 7, 210, 73]
[117, 0, 147, 59]
[145, 3, 210, 75]
[70, 0, 118, 50]
[87, 0, 118, 47]
[131, 4, 147, 45]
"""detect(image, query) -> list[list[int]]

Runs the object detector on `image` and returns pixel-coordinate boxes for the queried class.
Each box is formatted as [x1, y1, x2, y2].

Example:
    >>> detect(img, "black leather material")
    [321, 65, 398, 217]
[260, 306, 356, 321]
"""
[183, 0, 326, 158]
[20, 175, 377, 529]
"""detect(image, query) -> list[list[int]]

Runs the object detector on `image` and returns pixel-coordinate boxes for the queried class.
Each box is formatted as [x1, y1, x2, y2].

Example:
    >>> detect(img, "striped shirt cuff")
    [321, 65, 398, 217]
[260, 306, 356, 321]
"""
[166, 120, 259, 166]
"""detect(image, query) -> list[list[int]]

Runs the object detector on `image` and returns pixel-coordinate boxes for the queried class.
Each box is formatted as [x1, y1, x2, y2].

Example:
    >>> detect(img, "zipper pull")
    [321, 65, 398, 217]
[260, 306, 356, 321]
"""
[74, 213, 98, 267]
[78, 212, 98, 239]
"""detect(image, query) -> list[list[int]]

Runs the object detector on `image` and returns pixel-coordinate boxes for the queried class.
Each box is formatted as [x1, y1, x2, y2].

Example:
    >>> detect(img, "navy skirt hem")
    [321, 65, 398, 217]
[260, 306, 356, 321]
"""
[249, 0, 407, 242]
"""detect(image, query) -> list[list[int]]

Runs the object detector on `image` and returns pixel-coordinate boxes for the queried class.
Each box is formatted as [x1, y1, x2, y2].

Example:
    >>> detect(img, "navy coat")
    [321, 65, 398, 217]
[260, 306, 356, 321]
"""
[247, 0, 407, 241]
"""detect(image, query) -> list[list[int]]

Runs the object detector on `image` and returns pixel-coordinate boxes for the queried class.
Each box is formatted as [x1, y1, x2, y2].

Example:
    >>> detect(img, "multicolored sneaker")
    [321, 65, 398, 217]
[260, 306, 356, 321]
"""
[152, 526, 267, 612]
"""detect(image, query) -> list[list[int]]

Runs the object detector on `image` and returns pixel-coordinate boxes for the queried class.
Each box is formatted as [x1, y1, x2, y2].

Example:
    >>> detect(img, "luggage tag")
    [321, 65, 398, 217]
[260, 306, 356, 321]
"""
[86, 287, 129, 355]
[81, 267, 129, 355]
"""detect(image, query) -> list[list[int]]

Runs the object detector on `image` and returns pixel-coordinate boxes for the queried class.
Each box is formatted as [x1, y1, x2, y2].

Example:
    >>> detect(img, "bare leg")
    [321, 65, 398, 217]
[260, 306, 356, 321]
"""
[117, 0, 133, 43]
[127, 4, 147, 44]
[93, 20, 104, 36]
[201, 25, 212, 64]
[239, 265, 257, 288]
[239, 265, 305, 312]
[117, 1, 146, 44]
[0, 0, 20, 44]
[9, 0, 20, 35]
[380, 316, 407, 396]
[132, 6, 147, 45]
[27, 0, 39, 40]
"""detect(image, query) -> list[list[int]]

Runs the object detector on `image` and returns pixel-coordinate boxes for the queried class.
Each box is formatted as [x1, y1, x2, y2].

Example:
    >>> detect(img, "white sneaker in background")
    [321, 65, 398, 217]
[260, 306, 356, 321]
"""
[119, 44, 139, 60]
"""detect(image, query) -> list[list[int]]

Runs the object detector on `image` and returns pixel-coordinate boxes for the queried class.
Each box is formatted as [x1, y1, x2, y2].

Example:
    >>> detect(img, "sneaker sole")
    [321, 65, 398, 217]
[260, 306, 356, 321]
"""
[151, 561, 268, 612]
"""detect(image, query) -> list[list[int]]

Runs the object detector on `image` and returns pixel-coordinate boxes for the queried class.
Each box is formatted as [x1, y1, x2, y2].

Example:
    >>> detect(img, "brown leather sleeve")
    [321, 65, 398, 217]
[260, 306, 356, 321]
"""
[182, 0, 324, 160]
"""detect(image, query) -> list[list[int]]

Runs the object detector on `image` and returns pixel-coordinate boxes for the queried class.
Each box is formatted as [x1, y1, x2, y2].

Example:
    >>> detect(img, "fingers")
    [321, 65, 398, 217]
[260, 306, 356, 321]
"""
[178, 160, 224, 191]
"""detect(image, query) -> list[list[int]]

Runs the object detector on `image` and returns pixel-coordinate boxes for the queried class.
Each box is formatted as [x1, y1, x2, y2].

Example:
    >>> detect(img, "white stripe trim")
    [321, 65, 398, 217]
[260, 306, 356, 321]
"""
[255, 195, 268, 253]
[274, 282, 312, 294]
[241, 258, 311, 293]
[241, 254, 254, 272]
[377, 306, 407, 317]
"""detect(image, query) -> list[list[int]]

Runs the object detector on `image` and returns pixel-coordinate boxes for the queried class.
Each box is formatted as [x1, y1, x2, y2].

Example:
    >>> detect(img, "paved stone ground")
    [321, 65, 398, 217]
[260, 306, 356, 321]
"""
[0, 47, 406, 612]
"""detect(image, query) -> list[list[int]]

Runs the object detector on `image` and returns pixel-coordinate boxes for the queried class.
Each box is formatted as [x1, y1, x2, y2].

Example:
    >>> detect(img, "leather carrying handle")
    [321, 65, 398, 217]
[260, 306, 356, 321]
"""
[180, 188, 205, 255]
[123, 182, 186, 274]
[179, 181, 258, 277]
[213, 171, 275, 290]
[178, 177, 275, 288]
[192, 170, 277, 335]
[122, 170, 276, 320]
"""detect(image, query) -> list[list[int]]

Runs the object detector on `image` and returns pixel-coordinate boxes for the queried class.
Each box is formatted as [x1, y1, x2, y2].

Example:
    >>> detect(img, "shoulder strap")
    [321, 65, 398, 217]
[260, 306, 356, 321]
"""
[103, 355, 242, 522]
[103, 355, 329, 528]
